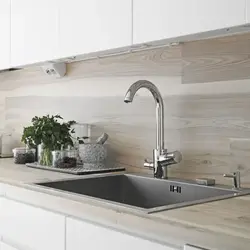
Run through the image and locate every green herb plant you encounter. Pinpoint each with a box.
[22,115,76,166]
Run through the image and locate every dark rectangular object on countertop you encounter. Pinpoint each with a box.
[26,162,125,175]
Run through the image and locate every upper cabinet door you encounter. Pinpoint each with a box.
[0,0,10,70]
[11,0,59,67]
[133,0,246,44]
[59,0,132,59]
[181,0,246,35]
[133,0,182,44]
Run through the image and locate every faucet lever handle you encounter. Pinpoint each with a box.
[161,149,168,155]
[223,171,241,189]
[159,150,182,165]
[144,159,154,170]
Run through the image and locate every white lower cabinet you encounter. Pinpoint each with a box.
[0,242,20,250]
[0,197,177,250]
[0,185,3,196]
[66,217,174,250]
[0,198,3,238]
[0,199,65,250]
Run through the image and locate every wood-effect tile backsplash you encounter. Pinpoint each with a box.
[2,32,250,186]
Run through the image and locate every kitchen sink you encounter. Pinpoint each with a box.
[36,174,250,213]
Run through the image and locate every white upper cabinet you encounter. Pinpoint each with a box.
[133,0,183,44]
[58,0,132,58]
[181,0,246,35]
[133,0,246,44]
[10,0,59,67]
[0,0,10,70]
[6,0,249,65]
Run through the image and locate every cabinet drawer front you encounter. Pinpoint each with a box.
[0,198,3,237]
[1,242,20,250]
[0,183,4,196]
[1,199,65,250]
[66,217,174,250]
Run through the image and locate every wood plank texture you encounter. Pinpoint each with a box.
[4,93,250,187]
[0,45,182,91]
[153,195,250,250]
[1,32,250,91]
[2,33,250,186]
[182,33,250,83]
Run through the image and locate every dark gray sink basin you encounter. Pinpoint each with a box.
[37,174,249,213]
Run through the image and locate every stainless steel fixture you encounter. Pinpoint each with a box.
[223,171,241,189]
[124,80,182,178]
[36,174,250,213]
[195,178,215,186]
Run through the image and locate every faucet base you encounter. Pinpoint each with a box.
[162,167,168,179]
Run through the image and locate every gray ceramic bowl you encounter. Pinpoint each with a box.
[78,143,107,163]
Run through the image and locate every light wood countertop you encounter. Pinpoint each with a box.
[0,158,249,250]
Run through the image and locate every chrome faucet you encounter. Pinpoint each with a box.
[124,80,182,178]
[223,171,241,189]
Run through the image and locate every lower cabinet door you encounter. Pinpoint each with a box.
[0,183,4,196]
[66,218,175,250]
[1,242,20,250]
[1,199,65,250]
[0,198,3,237]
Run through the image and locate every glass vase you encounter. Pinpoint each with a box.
[39,146,53,166]
[52,150,66,168]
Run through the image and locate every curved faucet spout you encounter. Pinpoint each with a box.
[124,80,164,152]
[124,80,182,179]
